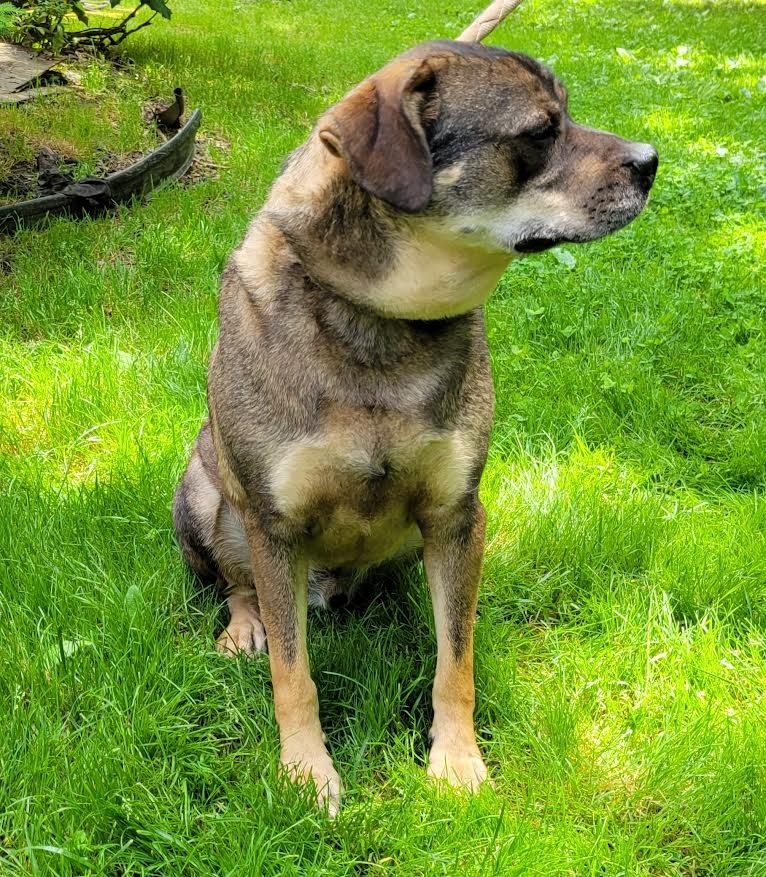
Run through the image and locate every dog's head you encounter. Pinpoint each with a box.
[317,40,657,256]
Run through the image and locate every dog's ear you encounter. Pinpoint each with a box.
[318,59,436,213]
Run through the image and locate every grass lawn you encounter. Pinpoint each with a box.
[1,0,765,873]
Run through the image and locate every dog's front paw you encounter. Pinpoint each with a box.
[281,742,342,816]
[428,742,487,791]
[216,617,267,656]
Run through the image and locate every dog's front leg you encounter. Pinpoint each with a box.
[245,514,341,815]
[422,496,488,790]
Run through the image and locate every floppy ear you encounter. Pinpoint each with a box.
[318,59,436,213]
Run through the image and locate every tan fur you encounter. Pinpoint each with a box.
[433,160,466,190]
[424,500,486,788]
[351,224,512,319]
[270,414,473,566]
[217,586,267,655]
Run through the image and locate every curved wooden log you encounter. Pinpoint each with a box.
[0,108,201,234]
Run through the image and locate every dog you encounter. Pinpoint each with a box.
[172,39,657,814]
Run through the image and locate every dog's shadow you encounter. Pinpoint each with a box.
[310,560,438,768]
[199,555,436,754]
[198,557,509,781]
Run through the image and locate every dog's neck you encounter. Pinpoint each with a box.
[232,216,477,373]
[303,277,466,370]
[258,137,512,321]
[356,224,512,320]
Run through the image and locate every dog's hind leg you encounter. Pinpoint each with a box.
[210,496,268,655]
[173,423,267,656]
[172,448,221,586]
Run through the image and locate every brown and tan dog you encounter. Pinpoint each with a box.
[173,39,657,813]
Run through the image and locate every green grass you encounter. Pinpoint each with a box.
[1,0,765,873]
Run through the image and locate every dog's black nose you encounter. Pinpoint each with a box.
[622,144,659,191]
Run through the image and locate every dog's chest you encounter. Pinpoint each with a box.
[268,412,473,566]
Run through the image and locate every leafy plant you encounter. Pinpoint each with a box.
[0,1,22,37]
[9,0,171,54]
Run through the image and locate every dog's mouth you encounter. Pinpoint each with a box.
[510,181,655,256]
[514,236,571,254]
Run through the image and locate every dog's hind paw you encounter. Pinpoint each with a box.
[216,617,267,656]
